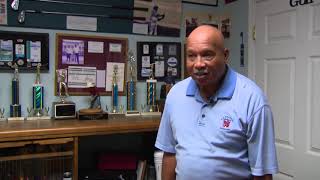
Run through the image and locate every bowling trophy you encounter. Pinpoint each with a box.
[125,51,140,116]
[8,64,24,121]
[52,69,76,119]
[78,82,108,120]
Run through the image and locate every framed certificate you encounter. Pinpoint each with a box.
[182,0,218,6]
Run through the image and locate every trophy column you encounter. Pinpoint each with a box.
[26,63,50,120]
[141,63,161,116]
[8,64,24,121]
[126,51,139,116]
[111,65,119,113]
[32,64,44,117]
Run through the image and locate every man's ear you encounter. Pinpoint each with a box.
[223,48,230,63]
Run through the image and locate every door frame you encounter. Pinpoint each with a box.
[248,0,256,79]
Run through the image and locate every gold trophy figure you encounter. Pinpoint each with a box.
[52,69,76,120]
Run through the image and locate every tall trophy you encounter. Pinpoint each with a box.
[125,51,139,116]
[52,69,76,120]
[8,64,24,121]
[32,64,44,117]
[111,65,119,113]
[27,63,50,120]
[141,63,161,116]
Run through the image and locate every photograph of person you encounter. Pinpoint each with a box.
[62,39,84,65]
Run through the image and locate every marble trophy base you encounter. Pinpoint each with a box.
[140,111,161,117]
[8,117,25,121]
[108,112,125,119]
[26,116,51,120]
[78,108,108,120]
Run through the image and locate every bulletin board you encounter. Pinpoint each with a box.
[55,33,127,96]
[136,42,181,82]
[0,30,49,72]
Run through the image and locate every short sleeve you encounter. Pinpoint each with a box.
[155,102,176,153]
[246,105,279,176]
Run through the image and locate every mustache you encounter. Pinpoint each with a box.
[193,69,208,76]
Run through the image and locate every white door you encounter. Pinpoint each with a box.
[254,0,320,179]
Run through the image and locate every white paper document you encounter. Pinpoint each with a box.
[155,61,165,77]
[27,41,41,62]
[67,16,97,31]
[88,41,104,53]
[68,66,96,88]
[109,43,122,52]
[132,23,148,35]
[96,70,106,88]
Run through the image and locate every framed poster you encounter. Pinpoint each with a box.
[182,0,218,6]
[133,0,181,37]
[137,42,181,81]
[0,31,49,71]
[184,11,220,37]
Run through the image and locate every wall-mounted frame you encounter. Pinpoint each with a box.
[182,0,218,6]
[137,42,181,82]
[55,33,127,96]
[0,31,49,72]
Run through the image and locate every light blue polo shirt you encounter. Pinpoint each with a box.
[155,67,278,180]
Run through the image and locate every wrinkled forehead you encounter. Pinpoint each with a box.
[187,36,224,50]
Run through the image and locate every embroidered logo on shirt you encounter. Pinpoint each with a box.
[221,115,233,130]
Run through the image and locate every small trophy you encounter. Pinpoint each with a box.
[125,51,140,116]
[141,63,161,116]
[0,108,6,121]
[52,69,76,120]
[8,64,24,121]
[78,82,108,120]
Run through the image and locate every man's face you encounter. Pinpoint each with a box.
[186,36,228,88]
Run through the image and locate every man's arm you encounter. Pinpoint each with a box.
[162,152,176,180]
[253,174,273,180]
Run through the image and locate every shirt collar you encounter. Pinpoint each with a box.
[186,66,237,100]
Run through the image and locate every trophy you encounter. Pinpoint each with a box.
[0,108,6,121]
[52,69,76,120]
[27,63,50,120]
[111,65,119,113]
[125,51,140,116]
[8,64,24,121]
[78,82,108,120]
[141,63,161,116]
[32,64,44,117]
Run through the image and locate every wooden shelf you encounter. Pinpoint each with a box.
[0,116,160,142]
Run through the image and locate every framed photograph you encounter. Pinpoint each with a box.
[184,11,220,37]
[225,0,237,4]
[182,0,218,6]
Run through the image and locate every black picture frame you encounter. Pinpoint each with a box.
[182,0,218,6]
[0,31,49,72]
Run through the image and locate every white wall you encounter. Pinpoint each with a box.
[0,0,248,117]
